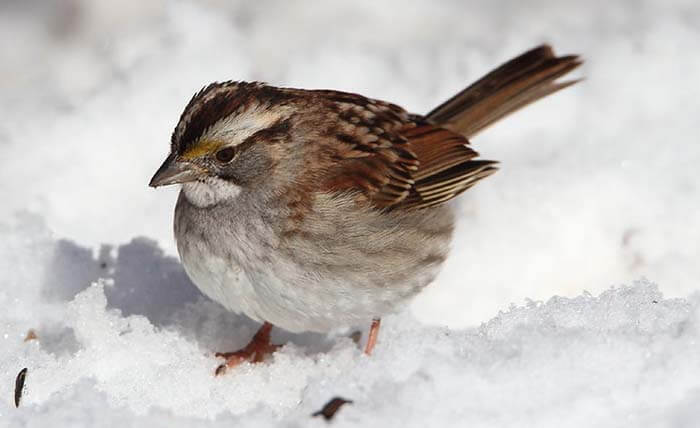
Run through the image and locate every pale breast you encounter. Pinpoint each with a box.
[174,190,267,321]
[174,189,454,332]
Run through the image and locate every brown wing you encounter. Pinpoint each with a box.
[320,44,580,210]
[321,94,497,210]
[399,125,497,209]
[320,100,421,208]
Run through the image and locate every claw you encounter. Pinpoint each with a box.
[215,322,280,375]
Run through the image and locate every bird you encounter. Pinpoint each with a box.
[149,44,581,374]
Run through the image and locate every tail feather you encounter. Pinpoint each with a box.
[426,45,582,137]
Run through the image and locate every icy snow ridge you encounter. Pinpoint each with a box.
[1,218,699,427]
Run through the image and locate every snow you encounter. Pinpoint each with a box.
[1,0,700,426]
[2,218,700,426]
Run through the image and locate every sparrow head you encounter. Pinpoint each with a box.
[149,81,304,206]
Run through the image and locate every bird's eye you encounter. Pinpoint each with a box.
[215,147,235,163]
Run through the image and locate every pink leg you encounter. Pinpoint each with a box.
[215,322,280,375]
[364,318,381,355]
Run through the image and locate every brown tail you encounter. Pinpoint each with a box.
[426,44,582,138]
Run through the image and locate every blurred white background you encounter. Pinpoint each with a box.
[1,0,698,326]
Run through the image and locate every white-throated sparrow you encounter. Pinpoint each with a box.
[150,45,581,374]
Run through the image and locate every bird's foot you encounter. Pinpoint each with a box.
[215,322,280,375]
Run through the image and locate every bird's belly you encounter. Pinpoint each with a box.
[177,233,442,332]
[174,191,453,333]
[178,243,434,332]
[240,259,441,332]
[176,239,259,319]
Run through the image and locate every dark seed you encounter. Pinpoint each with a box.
[312,397,353,421]
[14,368,27,408]
[24,330,37,342]
[214,364,227,376]
[348,331,362,345]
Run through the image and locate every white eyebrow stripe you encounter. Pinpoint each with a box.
[200,103,292,146]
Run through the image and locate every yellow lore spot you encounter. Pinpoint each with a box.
[180,139,224,160]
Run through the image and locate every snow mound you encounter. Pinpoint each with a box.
[1,218,698,427]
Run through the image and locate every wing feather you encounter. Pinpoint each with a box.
[318,44,579,210]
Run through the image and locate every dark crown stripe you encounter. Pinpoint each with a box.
[172,81,255,152]
[171,81,296,154]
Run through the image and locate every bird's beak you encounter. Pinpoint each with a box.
[149,155,204,188]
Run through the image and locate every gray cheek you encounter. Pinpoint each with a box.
[220,148,273,185]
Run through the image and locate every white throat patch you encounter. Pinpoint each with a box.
[182,178,241,208]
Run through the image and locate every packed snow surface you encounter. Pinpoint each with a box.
[1,0,699,426]
[1,219,700,427]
